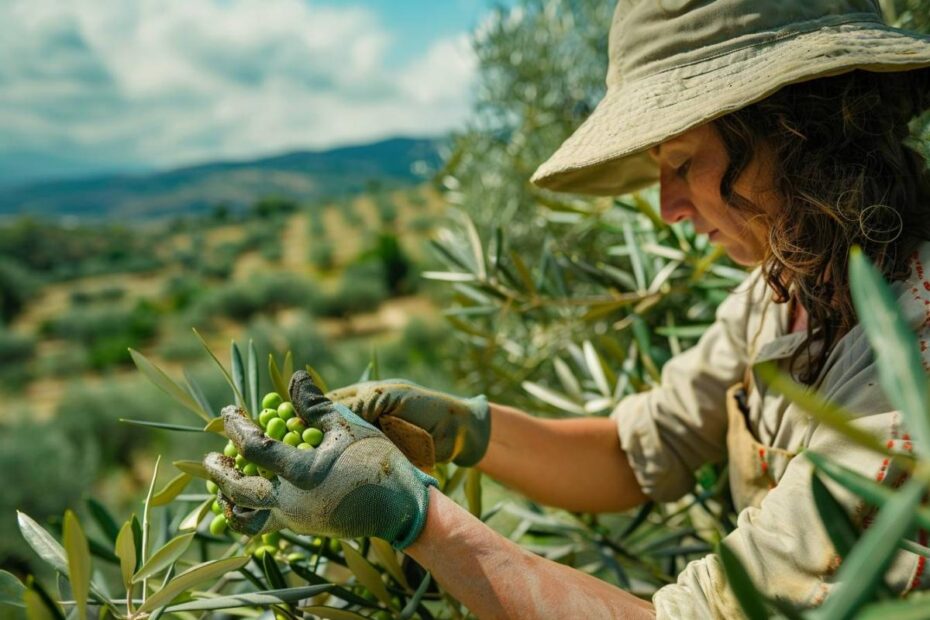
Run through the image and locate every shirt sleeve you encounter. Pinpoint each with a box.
[652,397,926,618]
[610,269,764,501]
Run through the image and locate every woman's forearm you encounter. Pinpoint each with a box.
[406,487,655,619]
[477,403,648,513]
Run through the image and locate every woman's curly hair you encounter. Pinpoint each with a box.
[714,69,930,384]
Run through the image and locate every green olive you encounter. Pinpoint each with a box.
[283,431,301,447]
[277,402,296,420]
[209,515,228,536]
[328,538,340,554]
[285,416,306,434]
[206,480,219,495]
[258,408,278,428]
[266,417,287,440]
[259,467,276,480]
[242,463,258,476]
[211,500,222,515]
[286,552,307,563]
[297,442,313,450]
[224,441,238,458]
[262,392,283,410]
[302,427,324,447]
[252,545,277,560]
[235,454,248,468]
[262,531,281,546]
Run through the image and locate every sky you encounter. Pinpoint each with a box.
[0,0,506,183]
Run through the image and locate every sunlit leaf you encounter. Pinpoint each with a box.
[119,419,207,433]
[23,589,58,620]
[521,381,585,415]
[805,452,930,531]
[857,595,930,620]
[115,521,136,591]
[164,585,331,612]
[810,473,859,560]
[269,354,289,403]
[62,511,90,620]
[757,362,892,456]
[17,512,67,573]
[369,538,409,590]
[128,349,209,422]
[231,341,246,411]
[149,473,192,507]
[178,499,212,532]
[172,460,209,480]
[247,340,259,421]
[185,370,214,418]
[305,365,329,394]
[203,417,225,434]
[340,542,392,607]
[718,542,769,620]
[811,477,925,620]
[421,271,477,282]
[283,350,294,380]
[138,556,251,613]
[0,570,25,609]
[133,534,194,583]
[299,607,368,620]
[466,469,483,519]
[192,328,245,406]
[849,246,930,459]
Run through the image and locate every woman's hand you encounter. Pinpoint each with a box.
[204,371,437,549]
[327,380,490,469]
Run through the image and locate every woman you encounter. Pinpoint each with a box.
[206,0,930,616]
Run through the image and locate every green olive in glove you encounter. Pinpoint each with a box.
[326,380,490,469]
[204,371,437,549]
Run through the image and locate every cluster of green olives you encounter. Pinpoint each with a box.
[208,391,324,537]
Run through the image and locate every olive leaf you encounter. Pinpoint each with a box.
[138,556,251,613]
[340,542,392,607]
[114,521,136,591]
[132,534,194,583]
[849,246,930,459]
[0,570,25,609]
[163,585,331,612]
[149,473,192,507]
[62,511,90,620]
[128,349,209,422]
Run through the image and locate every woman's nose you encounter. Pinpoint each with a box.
[659,177,694,225]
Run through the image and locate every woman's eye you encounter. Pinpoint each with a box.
[675,159,692,179]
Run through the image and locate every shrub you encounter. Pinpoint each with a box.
[0,258,39,323]
[0,328,35,387]
[318,262,389,317]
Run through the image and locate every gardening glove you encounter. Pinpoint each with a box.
[327,380,490,469]
[203,370,437,550]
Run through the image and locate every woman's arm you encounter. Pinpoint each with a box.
[478,403,649,513]
[406,487,656,620]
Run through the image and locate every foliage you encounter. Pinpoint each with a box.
[0,217,162,282]
[0,259,39,324]
[41,302,160,369]
[185,273,321,325]
[0,328,35,387]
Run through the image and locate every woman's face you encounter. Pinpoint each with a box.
[650,122,780,266]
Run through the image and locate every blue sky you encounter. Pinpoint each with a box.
[0,0,509,184]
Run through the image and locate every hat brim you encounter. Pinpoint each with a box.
[531,21,930,196]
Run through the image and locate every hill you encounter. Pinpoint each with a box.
[0,136,444,221]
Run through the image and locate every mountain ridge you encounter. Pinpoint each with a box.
[0,136,445,221]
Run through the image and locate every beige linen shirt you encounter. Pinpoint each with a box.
[612,240,930,618]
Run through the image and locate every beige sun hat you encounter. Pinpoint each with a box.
[530,0,930,196]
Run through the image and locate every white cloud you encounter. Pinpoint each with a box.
[0,0,479,170]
